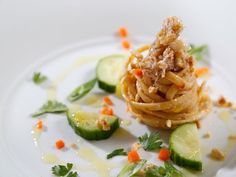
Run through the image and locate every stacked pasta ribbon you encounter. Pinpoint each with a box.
[121,17,211,129]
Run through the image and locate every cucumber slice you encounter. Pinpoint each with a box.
[67,110,119,140]
[96,54,127,93]
[169,123,202,171]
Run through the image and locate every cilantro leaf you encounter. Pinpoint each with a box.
[138,132,163,151]
[188,44,209,61]
[164,161,184,177]
[106,148,127,159]
[67,171,78,177]
[32,100,68,117]
[117,159,147,177]
[52,163,73,176]
[68,79,97,102]
[145,162,184,177]
[32,72,47,84]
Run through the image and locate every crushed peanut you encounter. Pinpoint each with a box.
[131,142,142,151]
[210,148,225,160]
[214,96,233,108]
[166,119,172,128]
[202,132,211,139]
[195,120,202,129]
[70,143,78,150]
[228,134,236,140]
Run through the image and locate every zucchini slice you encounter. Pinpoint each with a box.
[96,54,127,93]
[169,123,202,171]
[67,110,119,140]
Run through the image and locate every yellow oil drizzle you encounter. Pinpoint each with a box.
[81,94,104,107]
[46,85,57,100]
[120,119,132,126]
[218,111,230,122]
[75,146,115,177]
[46,55,103,100]
[68,103,82,113]
[41,152,59,164]
[31,126,42,147]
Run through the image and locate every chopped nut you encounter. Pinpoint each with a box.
[148,86,157,94]
[228,134,236,140]
[210,148,225,160]
[166,120,172,128]
[131,142,142,151]
[203,132,211,139]
[195,120,202,129]
[70,143,78,150]
[215,96,233,108]
[96,119,110,131]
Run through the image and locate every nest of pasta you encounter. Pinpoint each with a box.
[121,17,211,129]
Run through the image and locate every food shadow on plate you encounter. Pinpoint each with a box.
[88,128,137,152]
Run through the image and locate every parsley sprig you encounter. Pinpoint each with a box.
[32,72,47,84]
[52,163,78,177]
[138,132,163,151]
[106,148,127,159]
[188,44,209,62]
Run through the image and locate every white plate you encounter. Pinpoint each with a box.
[1,0,236,177]
[0,36,236,177]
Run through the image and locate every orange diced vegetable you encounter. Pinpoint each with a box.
[100,107,114,116]
[36,120,43,129]
[103,96,113,105]
[134,68,143,77]
[55,140,65,149]
[122,40,131,49]
[158,148,170,161]
[195,67,209,78]
[128,150,140,162]
[118,27,128,38]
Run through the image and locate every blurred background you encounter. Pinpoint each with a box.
[0,0,235,95]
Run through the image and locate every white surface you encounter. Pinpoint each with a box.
[0,38,236,177]
[0,0,236,176]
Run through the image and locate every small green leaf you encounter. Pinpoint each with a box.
[107,148,127,159]
[164,161,184,177]
[68,79,97,102]
[66,163,73,172]
[117,159,147,177]
[52,164,70,176]
[32,72,47,84]
[32,100,68,117]
[188,44,209,61]
[67,171,78,177]
[145,166,165,177]
[138,132,163,151]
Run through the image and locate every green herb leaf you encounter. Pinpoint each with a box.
[52,163,73,176]
[188,44,209,61]
[164,161,184,177]
[67,171,78,177]
[32,100,68,117]
[107,148,127,159]
[117,159,147,177]
[145,166,165,177]
[145,162,184,177]
[32,72,47,84]
[138,132,163,151]
[68,79,97,102]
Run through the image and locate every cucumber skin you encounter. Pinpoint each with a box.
[97,80,116,93]
[169,131,202,171]
[67,111,120,140]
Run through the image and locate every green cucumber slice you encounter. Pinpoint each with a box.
[169,123,202,171]
[96,54,127,93]
[67,110,119,140]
